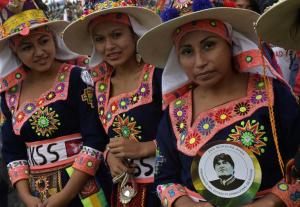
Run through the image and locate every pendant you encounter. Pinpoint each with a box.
[120,185,137,204]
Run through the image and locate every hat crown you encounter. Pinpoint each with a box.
[82,0,157,16]
[0,0,49,39]
[0,0,39,23]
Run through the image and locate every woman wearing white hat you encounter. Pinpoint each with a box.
[63,1,163,206]
[138,1,300,207]
[256,0,300,98]
[0,1,110,206]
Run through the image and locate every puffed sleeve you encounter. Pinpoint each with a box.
[1,93,29,185]
[68,67,109,176]
[270,79,300,207]
[154,109,189,207]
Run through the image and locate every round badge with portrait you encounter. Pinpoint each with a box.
[191,141,261,207]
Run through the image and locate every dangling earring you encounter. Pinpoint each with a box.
[136,52,142,65]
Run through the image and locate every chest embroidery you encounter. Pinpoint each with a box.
[170,75,273,156]
[5,64,72,135]
[81,87,95,109]
[29,106,61,137]
[112,114,142,142]
[95,64,154,132]
[226,120,268,155]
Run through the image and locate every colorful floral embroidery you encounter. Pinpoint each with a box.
[112,114,142,142]
[184,132,202,150]
[5,64,72,135]
[95,64,154,132]
[215,108,233,124]
[227,120,267,155]
[29,107,61,137]
[234,101,250,116]
[170,75,273,156]
[197,117,215,136]
[81,87,95,109]
[271,179,300,207]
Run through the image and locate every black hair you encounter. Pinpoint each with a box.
[213,153,235,169]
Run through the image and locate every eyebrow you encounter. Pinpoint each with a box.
[19,34,50,45]
[179,35,217,49]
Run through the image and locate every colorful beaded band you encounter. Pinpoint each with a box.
[1,9,48,38]
[172,19,230,49]
[157,183,188,207]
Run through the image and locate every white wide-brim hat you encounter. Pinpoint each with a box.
[0,20,69,49]
[256,0,300,50]
[63,6,162,56]
[137,7,259,68]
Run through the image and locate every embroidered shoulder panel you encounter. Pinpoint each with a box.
[0,67,26,93]
[5,64,73,135]
[95,64,155,132]
[169,75,274,156]
[88,63,107,83]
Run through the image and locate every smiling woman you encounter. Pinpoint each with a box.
[0,1,111,207]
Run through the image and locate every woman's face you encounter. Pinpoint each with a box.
[91,21,136,68]
[178,30,233,88]
[235,0,251,10]
[13,32,57,73]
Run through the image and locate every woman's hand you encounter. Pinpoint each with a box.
[242,194,285,207]
[42,191,70,207]
[23,195,43,207]
[106,151,135,177]
[108,137,155,159]
[174,196,214,207]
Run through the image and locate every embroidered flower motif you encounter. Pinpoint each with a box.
[143,72,150,81]
[8,94,16,106]
[119,98,130,110]
[173,99,186,109]
[97,94,106,105]
[184,132,201,150]
[55,83,65,93]
[112,114,141,142]
[197,117,215,136]
[250,90,267,104]
[98,83,107,92]
[106,111,112,122]
[16,112,25,122]
[234,102,250,116]
[111,101,118,113]
[138,83,150,97]
[46,91,56,100]
[176,120,187,133]
[98,107,105,118]
[37,98,45,107]
[24,103,36,114]
[215,108,232,124]
[255,80,265,90]
[9,86,18,93]
[227,120,268,155]
[130,93,140,104]
[173,106,187,121]
[29,107,61,137]
[58,73,66,82]
[35,176,49,193]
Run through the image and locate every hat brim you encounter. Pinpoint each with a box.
[137,8,259,68]
[256,0,300,50]
[0,20,69,49]
[63,6,162,55]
